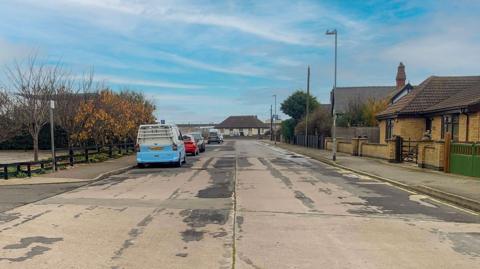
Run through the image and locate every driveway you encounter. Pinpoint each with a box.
[0,140,478,268]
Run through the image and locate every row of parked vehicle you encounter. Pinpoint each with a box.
[135,123,223,168]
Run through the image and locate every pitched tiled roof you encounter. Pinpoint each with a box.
[332,86,396,114]
[215,115,268,129]
[377,76,480,118]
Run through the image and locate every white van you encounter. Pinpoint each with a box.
[136,123,186,167]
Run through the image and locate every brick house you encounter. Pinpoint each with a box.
[377,76,480,143]
[215,115,269,136]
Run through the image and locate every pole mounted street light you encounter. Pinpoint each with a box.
[273,94,277,144]
[326,29,337,161]
[49,100,56,171]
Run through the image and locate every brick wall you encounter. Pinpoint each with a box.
[395,118,425,140]
[360,143,388,159]
[379,118,425,142]
[431,116,442,141]
[418,141,445,170]
[337,141,353,154]
[467,112,480,142]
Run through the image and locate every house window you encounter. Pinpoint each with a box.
[441,114,459,141]
[425,118,432,132]
[385,119,394,140]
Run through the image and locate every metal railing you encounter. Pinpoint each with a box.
[292,135,325,149]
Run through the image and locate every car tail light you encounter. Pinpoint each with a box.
[172,144,178,151]
[135,144,140,152]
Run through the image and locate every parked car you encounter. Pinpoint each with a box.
[208,130,223,144]
[189,132,206,152]
[136,123,186,167]
[183,134,199,156]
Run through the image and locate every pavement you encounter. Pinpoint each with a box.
[0,150,70,164]
[267,141,480,212]
[0,155,136,213]
[0,140,478,268]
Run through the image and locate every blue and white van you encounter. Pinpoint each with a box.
[136,124,186,167]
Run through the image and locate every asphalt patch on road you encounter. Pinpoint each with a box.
[212,157,235,169]
[111,208,164,260]
[331,172,480,223]
[294,190,315,210]
[237,157,253,168]
[180,209,230,228]
[0,183,87,213]
[0,212,20,224]
[258,157,292,188]
[181,229,205,242]
[89,176,130,190]
[197,159,235,198]
[447,232,480,257]
[0,236,63,263]
[3,236,63,249]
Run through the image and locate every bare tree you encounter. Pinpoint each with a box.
[0,88,19,142]
[54,69,95,148]
[5,55,62,161]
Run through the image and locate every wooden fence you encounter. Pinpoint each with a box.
[1,143,134,180]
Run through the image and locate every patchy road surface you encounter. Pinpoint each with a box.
[0,140,478,268]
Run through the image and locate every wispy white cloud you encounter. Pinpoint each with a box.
[150,50,269,77]
[28,0,330,46]
[94,75,205,90]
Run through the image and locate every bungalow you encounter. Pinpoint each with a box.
[215,115,269,137]
[376,76,480,143]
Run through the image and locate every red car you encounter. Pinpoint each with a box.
[183,134,199,156]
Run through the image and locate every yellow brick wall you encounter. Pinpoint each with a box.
[418,141,445,170]
[431,116,442,141]
[337,142,353,154]
[468,112,480,142]
[360,143,388,159]
[394,118,425,140]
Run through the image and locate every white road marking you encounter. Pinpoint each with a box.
[409,194,437,208]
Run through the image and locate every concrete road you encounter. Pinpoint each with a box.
[0,140,478,268]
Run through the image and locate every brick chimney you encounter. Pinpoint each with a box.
[396,62,406,89]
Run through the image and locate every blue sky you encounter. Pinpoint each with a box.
[1,0,479,123]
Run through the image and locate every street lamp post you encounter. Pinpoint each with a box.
[326,29,337,161]
[306,66,310,146]
[273,94,277,144]
[49,100,56,171]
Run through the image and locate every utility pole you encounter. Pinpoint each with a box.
[305,66,310,146]
[270,105,273,141]
[326,29,338,161]
[49,100,56,171]
[273,94,277,144]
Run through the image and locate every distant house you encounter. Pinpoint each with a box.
[177,123,216,134]
[377,75,480,143]
[331,62,408,115]
[215,115,269,136]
